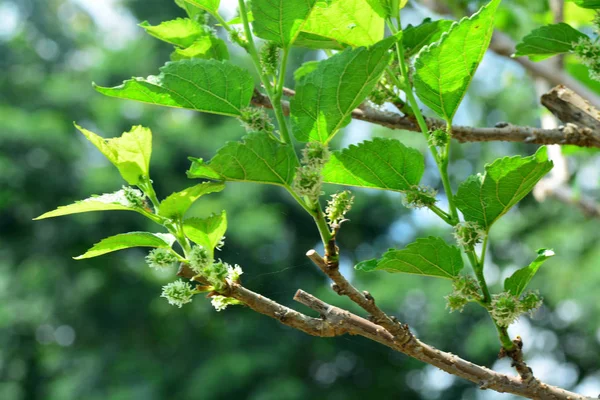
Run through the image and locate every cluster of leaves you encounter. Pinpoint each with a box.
[514,0,600,81]
[35,125,242,311]
[37,0,565,353]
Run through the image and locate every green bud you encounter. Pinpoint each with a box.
[204,260,229,290]
[260,41,280,77]
[302,142,330,168]
[145,248,178,270]
[490,292,521,327]
[402,185,437,209]
[325,190,354,226]
[122,186,147,208]
[211,295,242,312]
[428,129,449,148]
[573,37,600,82]
[453,275,482,300]
[238,107,275,134]
[293,165,323,204]
[161,280,195,308]
[520,291,543,315]
[453,221,485,248]
[445,293,469,313]
[189,245,211,274]
[228,28,248,49]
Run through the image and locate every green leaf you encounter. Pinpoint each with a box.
[187,132,299,187]
[514,23,587,61]
[505,249,555,296]
[182,0,220,14]
[34,190,142,220]
[158,182,225,219]
[76,124,152,185]
[251,0,316,47]
[94,59,254,117]
[299,0,385,47]
[74,232,175,259]
[172,36,230,61]
[455,147,553,231]
[294,60,320,81]
[567,0,600,9]
[322,138,424,191]
[414,0,500,122]
[140,18,211,47]
[368,0,407,18]
[293,32,345,50]
[291,34,398,143]
[140,18,229,61]
[402,18,453,57]
[355,237,464,279]
[183,211,227,255]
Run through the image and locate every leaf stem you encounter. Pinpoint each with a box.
[388,17,458,225]
[272,46,295,146]
[237,0,295,147]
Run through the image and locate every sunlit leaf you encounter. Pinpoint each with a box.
[74,232,175,259]
[251,0,316,47]
[356,237,464,279]
[291,34,398,143]
[322,138,424,191]
[187,132,298,187]
[76,124,152,185]
[94,59,254,117]
[158,182,225,219]
[183,211,227,255]
[414,0,500,122]
[455,147,553,231]
[505,249,555,296]
[514,23,587,61]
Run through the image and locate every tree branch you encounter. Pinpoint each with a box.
[176,263,591,398]
[252,89,600,148]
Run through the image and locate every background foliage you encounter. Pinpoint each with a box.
[1,0,600,399]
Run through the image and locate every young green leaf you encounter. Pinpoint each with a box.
[293,32,345,50]
[504,249,555,296]
[158,182,225,219]
[514,23,587,61]
[94,59,254,117]
[455,147,553,231]
[187,132,298,187]
[414,0,500,122]
[74,232,176,259]
[402,18,453,57]
[294,60,320,81]
[251,0,316,47]
[172,36,230,61]
[567,0,600,9]
[322,138,424,191]
[291,34,399,143]
[181,0,220,14]
[369,0,407,18]
[140,18,229,61]
[140,18,211,48]
[298,0,385,48]
[34,190,145,220]
[355,237,464,279]
[183,211,227,254]
[76,125,152,185]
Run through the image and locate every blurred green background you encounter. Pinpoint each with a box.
[1,0,600,399]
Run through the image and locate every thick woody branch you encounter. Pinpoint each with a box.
[306,250,410,340]
[293,290,590,400]
[177,264,590,399]
[252,89,600,148]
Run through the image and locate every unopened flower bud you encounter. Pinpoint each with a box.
[325,190,354,226]
[146,248,178,270]
[453,221,485,248]
[402,185,437,209]
[161,280,195,308]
